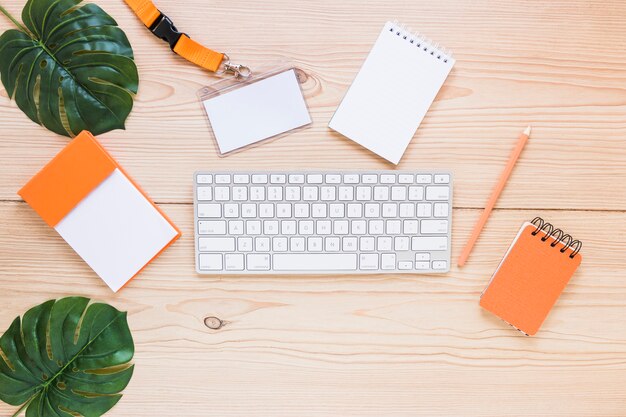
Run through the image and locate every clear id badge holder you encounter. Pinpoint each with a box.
[198,65,313,156]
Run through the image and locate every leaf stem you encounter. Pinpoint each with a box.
[11,395,36,417]
[0,3,30,33]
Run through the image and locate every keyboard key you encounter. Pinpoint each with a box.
[334,220,349,235]
[303,186,318,201]
[362,174,377,184]
[264,220,279,235]
[223,204,238,218]
[276,203,292,218]
[316,220,332,234]
[233,174,250,184]
[415,253,431,261]
[374,186,389,201]
[351,220,367,235]
[270,174,286,184]
[360,237,375,251]
[391,186,407,200]
[326,174,341,183]
[329,203,345,218]
[382,203,397,217]
[369,220,384,235]
[380,174,395,184]
[274,254,357,271]
[398,174,413,184]
[347,204,362,218]
[199,237,235,252]
[381,253,396,269]
[412,237,448,251]
[356,186,372,201]
[255,237,270,251]
[214,187,230,201]
[273,237,288,252]
[417,203,432,217]
[434,203,449,218]
[399,203,415,218]
[394,236,410,251]
[398,261,412,270]
[365,203,380,218]
[252,174,268,183]
[403,220,419,234]
[321,186,336,201]
[198,204,221,218]
[426,186,450,201]
[247,254,271,270]
[415,261,430,270]
[199,254,222,270]
[339,186,354,201]
[290,237,306,251]
[325,237,341,251]
[232,186,247,201]
[237,237,252,252]
[377,236,393,251]
[294,203,309,218]
[408,186,424,201]
[215,174,230,183]
[198,220,226,235]
[228,220,244,235]
[432,260,448,270]
[268,187,283,201]
[197,174,212,184]
[250,187,265,201]
[197,187,212,201]
[286,186,301,201]
[299,220,314,235]
[308,237,323,252]
[386,220,401,234]
[289,174,305,184]
[421,220,448,234]
[416,174,432,184]
[343,237,358,251]
[344,174,359,184]
[307,174,323,184]
[246,220,261,235]
[225,254,244,270]
[434,174,450,184]
[281,220,296,235]
[359,253,379,270]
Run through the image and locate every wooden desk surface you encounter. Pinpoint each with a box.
[1,1,625,416]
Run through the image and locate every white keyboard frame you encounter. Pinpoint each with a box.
[194,171,452,275]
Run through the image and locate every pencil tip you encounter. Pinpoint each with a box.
[523,126,532,136]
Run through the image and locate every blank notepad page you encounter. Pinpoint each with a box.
[329,22,455,164]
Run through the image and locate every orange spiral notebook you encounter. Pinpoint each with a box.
[480,217,582,335]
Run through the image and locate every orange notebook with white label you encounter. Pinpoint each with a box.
[480,217,582,335]
[19,131,181,292]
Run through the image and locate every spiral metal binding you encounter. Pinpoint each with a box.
[530,217,582,259]
[390,21,453,64]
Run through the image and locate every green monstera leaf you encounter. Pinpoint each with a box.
[0,297,134,417]
[0,0,138,137]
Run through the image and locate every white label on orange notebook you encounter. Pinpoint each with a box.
[55,169,179,292]
[202,69,312,154]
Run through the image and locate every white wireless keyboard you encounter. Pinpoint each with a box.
[194,171,452,274]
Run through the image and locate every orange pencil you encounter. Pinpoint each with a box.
[457,126,531,267]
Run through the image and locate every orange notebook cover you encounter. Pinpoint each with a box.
[480,218,582,335]
[19,131,181,292]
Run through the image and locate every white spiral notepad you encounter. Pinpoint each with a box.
[329,21,455,164]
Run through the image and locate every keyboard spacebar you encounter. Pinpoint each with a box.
[273,254,357,271]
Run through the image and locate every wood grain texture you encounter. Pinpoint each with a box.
[0,0,625,416]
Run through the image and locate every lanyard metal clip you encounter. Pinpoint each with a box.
[219,54,251,79]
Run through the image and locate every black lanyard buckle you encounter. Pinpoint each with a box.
[149,13,185,50]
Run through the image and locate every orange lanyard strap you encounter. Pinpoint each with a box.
[124,0,250,77]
